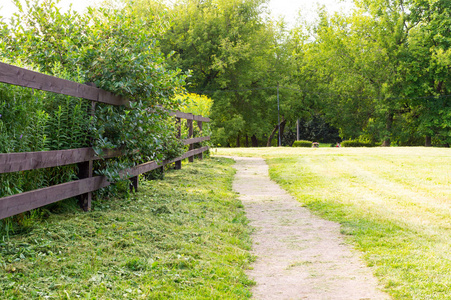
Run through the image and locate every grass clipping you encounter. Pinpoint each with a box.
[0,158,253,299]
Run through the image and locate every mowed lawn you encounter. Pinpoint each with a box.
[216,147,451,299]
[0,158,253,299]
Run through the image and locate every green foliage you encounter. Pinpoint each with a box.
[177,93,213,148]
[4,0,187,161]
[0,0,190,228]
[155,0,286,147]
[126,0,451,148]
[289,0,451,146]
[292,140,313,147]
[0,62,92,200]
[341,139,374,147]
[0,63,92,233]
[81,7,186,108]
[178,93,213,117]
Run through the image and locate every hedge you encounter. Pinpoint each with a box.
[293,140,313,147]
[341,140,374,147]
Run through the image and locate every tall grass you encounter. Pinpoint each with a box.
[0,67,92,233]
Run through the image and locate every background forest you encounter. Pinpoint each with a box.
[151,0,451,148]
[2,0,451,152]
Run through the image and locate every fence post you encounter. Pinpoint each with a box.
[77,101,94,208]
[130,175,138,192]
[198,120,203,160]
[187,118,194,163]
[77,160,93,211]
[158,166,165,178]
[78,82,97,211]
[175,117,182,170]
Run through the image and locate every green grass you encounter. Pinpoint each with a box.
[0,157,254,299]
[215,147,451,299]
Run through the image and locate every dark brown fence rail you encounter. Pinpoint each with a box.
[0,62,210,220]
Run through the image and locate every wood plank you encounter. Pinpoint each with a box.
[182,136,211,145]
[0,148,93,173]
[0,146,209,220]
[121,146,209,178]
[193,115,210,122]
[182,146,209,160]
[97,89,129,106]
[0,176,109,220]
[0,147,124,174]
[166,147,209,164]
[0,141,209,174]
[0,62,128,106]
[120,161,162,178]
[172,111,194,120]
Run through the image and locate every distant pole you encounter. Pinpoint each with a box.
[296,119,300,141]
[277,84,281,147]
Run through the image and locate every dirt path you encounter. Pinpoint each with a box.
[229,156,390,300]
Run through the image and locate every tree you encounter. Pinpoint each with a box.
[401,0,451,146]
[294,0,417,146]
[155,0,295,147]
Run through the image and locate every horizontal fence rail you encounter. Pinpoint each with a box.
[0,148,122,174]
[0,62,129,106]
[0,62,210,220]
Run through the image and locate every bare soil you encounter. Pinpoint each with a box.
[228,156,390,300]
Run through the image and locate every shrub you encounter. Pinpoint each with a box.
[0,0,188,232]
[341,140,374,147]
[292,140,313,147]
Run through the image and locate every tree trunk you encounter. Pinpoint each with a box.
[279,119,287,146]
[236,133,241,148]
[381,112,393,147]
[381,140,391,147]
[436,80,444,93]
[245,135,249,147]
[267,125,279,147]
[267,118,286,147]
[425,136,432,147]
[251,135,258,147]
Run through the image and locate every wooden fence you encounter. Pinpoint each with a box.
[0,62,210,220]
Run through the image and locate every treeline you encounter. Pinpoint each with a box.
[309,0,451,147]
[139,0,450,147]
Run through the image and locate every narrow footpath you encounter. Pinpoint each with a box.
[230,156,390,300]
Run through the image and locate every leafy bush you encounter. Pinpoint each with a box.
[0,0,189,231]
[341,140,374,147]
[292,140,313,147]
